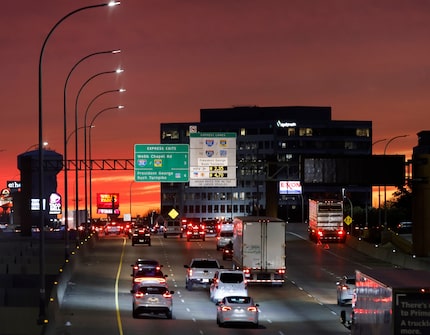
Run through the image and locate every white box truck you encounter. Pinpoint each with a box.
[232,216,286,286]
[340,268,430,335]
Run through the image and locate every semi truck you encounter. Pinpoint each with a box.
[232,216,286,286]
[308,199,346,243]
[340,268,430,335]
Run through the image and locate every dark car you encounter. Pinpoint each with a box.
[131,226,151,246]
[186,223,206,242]
[131,259,162,278]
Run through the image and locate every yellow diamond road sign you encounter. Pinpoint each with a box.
[168,208,179,219]
[344,215,353,225]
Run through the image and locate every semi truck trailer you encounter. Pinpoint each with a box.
[232,216,286,286]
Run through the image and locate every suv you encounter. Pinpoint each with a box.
[130,282,174,319]
[210,269,248,303]
[216,228,234,250]
[163,219,183,238]
[184,258,222,290]
[131,226,151,246]
[185,223,206,241]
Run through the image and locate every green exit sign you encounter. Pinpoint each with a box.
[134,144,189,182]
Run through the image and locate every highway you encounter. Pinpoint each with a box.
[46,222,398,335]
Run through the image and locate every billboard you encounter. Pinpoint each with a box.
[97,193,120,214]
[279,181,302,195]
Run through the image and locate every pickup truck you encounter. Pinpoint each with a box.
[184,258,222,291]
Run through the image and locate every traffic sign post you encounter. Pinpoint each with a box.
[134,144,189,182]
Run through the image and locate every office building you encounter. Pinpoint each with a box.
[160,106,372,222]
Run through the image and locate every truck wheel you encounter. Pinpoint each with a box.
[186,280,193,291]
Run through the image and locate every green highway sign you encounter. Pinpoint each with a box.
[134,144,189,182]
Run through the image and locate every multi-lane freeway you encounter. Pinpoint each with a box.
[47,222,397,335]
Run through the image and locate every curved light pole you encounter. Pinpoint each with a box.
[74,69,123,236]
[129,180,134,217]
[83,88,125,228]
[88,106,125,223]
[37,1,120,325]
[373,139,388,227]
[383,134,409,228]
[63,49,120,261]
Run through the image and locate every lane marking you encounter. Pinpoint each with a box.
[115,237,127,335]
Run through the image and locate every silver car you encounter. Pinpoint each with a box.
[131,283,174,319]
[216,296,259,328]
[336,275,356,305]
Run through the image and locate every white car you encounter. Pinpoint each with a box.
[216,296,259,328]
[336,275,356,305]
[210,269,248,303]
[216,230,234,250]
[131,282,174,319]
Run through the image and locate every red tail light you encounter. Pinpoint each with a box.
[277,268,286,274]
[247,306,258,312]
[135,292,144,298]
[163,291,172,298]
[221,306,231,311]
[243,268,250,275]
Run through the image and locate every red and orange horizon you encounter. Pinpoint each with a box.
[1,1,426,217]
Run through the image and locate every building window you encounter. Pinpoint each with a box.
[299,128,313,136]
[240,128,246,136]
[195,205,200,213]
[162,130,179,140]
[288,128,295,136]
[202,205,206,213]
[208,205,213,213]
[345,141,356,150]
[356,128,370,137]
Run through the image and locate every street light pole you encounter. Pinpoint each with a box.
[37,0,120,326]
[63,49,120,261]
[373,139,387,228]
[83,89,125,230]
[88,106,125,224]
[74,69,123,236]
[383,135,409,228]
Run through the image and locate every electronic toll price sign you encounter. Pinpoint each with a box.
[134,144,189,182]
[189,132,236,187]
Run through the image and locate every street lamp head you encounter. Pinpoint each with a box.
[119,88,126,92]
[116,68,124,74]
[111,49,121,54]
[108,1,121,6]
[118,105,125,109]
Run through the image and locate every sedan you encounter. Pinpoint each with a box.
[216,296,259,328]
[336,275,356,305]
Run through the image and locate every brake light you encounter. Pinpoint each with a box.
[221,306,231,311]
[341,285,349,291]
[188,269,193,276]
[277,268,286,274]
[317,231,324,237]
[135,291,144,298]
[243,268,250,275]
[247,306,258,312]
[338,230,345,236]
[134,277,166,284]
[163,291,172,298]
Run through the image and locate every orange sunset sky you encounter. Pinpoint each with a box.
[1,0,428,218]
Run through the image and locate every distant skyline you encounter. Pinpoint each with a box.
[1,0,428,217]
